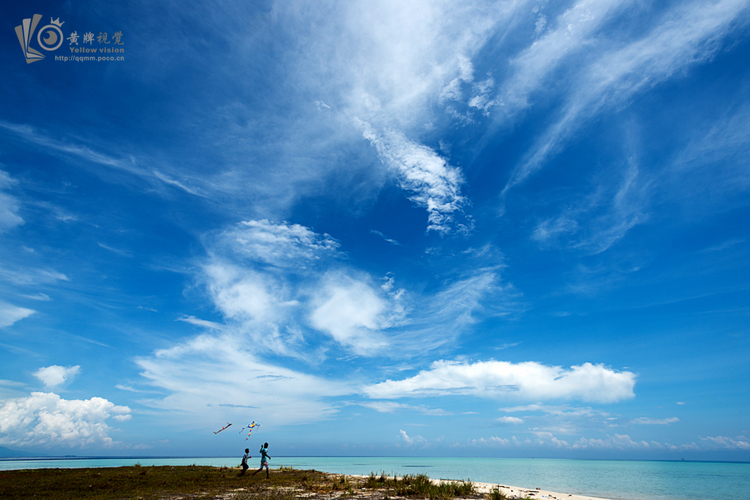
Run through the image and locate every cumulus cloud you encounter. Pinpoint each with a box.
[33,365,81,389]
[572,433,653,450]
[363,360,636,403]
[467,436,511,447]
[0,392,131,448]
[201,220,402,357]
[0,301,35,328]
[497,416,524,424]
[699,435,750,450]
[361,124,468,234]
[399,429,427,446]
[309,272,396,355]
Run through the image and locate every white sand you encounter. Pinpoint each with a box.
[346,474,613,500]
[437,479,613,500]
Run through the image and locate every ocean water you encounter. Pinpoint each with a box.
[1,456,748,500]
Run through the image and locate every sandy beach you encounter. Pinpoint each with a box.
[447,479,611,500]
[346,474,613,500]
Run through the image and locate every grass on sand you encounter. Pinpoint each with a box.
[0,465,494,500]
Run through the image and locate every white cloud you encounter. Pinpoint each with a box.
[531,431,570,448]
[309,272,395,355]
[214,219,340,268]
[499,403,606,418]
[632,417,680,425]
[370,230,402,246]
[177,316,224,330]
[497,416,524,424]
[467,436,511,447]
[399,429,427,447]
[0,266,69,285]
[361,124,468,234]
[201,220,405,357]
[363,360,636,403]
[0,120,148,180]
[33,365,81,389]
[359,401,449,415]
[135,333,352,426]
[700,435,750,450]
[21,293,50,302]
[0,392,131,448]
[468,76,496,115]
[572,433,652,450]
[0,302,35,328]
[497,0,636,121]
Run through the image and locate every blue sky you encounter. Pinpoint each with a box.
[1,0,749,460]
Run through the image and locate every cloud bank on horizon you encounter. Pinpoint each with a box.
[0,0,749,459]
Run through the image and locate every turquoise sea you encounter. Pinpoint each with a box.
[1,456,748,500]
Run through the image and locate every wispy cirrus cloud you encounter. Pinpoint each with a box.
[361,123,469,235]
[632,417,680,425]
[496,0,637,122]
[0,301,35,328]
[0,120,143,176]
[359,400,450,415]
[0,169,24,233]
[532,159,650,254]
[0,266,68,286]
[370,230,403,247]
[503,0,750,192]
[135,333,352,426]
[0,120,210,200]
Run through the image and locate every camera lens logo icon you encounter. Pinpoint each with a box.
[37,18,64,51]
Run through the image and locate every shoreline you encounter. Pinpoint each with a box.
[443,479,610,500]
[346,474,612,500]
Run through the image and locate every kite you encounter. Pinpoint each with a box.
[213,423,233,434]
[238,421,260,440]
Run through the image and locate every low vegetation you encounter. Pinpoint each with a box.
[364,472,476,499]
[0,465,488,500]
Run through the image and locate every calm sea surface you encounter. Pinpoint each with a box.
[1,456,747,500]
